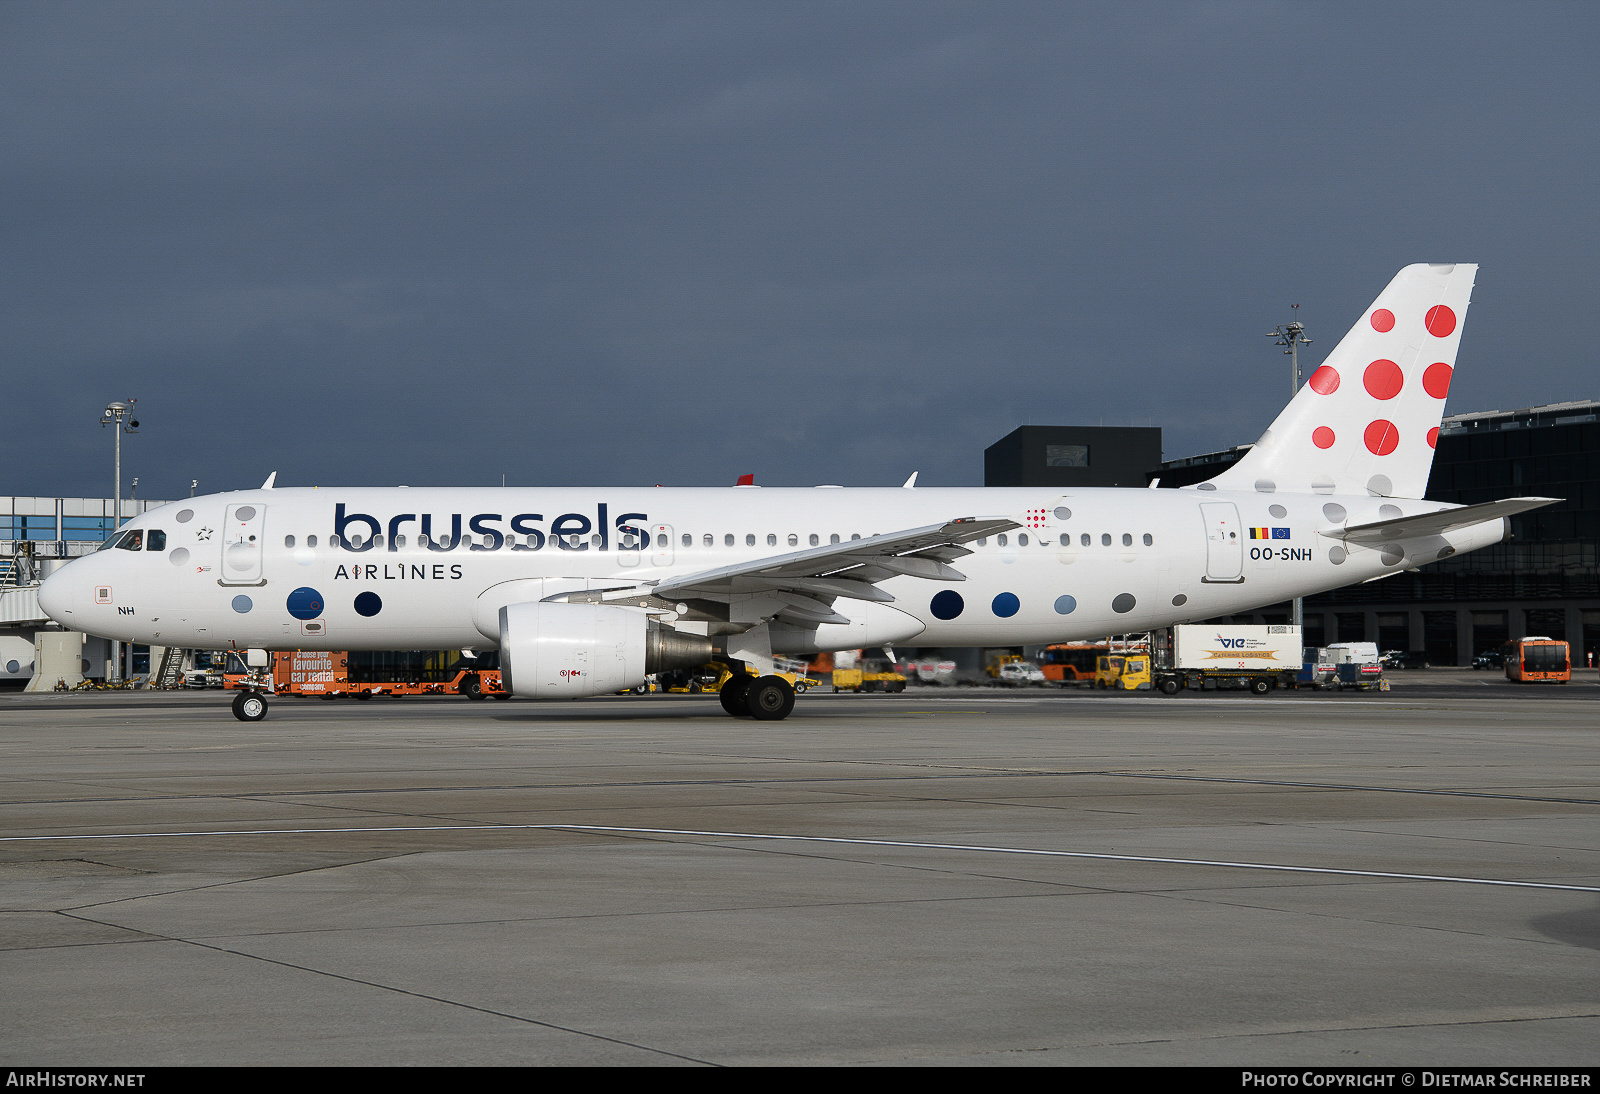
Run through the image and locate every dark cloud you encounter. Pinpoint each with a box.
[4,1,1596,498]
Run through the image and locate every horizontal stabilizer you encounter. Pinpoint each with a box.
[1328,497,1560,546]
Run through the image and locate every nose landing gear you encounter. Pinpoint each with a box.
[232,691,269,722]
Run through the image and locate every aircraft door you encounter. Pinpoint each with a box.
[221,503,266,585]
[651,524,674,567]
[1200,502,1243,582]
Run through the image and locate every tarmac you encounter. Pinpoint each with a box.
[1,674,1597,1066]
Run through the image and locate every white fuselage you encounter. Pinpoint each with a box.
[39,485,1502,653]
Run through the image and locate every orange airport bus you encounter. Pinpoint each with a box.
[1040,643,1108,686]
[1503,638,1571,684]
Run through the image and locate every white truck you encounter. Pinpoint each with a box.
[1152,625,1303,695]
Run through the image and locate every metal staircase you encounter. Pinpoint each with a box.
[154,647,186,690]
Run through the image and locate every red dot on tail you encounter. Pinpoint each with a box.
[1427,427,1439,449]
[1364,419,1399,455]
[1363,359,1404,400]
[1308,365,1340,395]
[1313,426,1335,449]
[1370,309,1394,332]
[1425,305,1456,337]
[1423,362,1452,399]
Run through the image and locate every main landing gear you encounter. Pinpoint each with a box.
[719,674,795,721]
[231,691,269,722]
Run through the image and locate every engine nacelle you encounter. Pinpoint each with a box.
[498,601,712,698]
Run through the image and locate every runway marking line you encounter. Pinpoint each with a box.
[4,823,1596,894]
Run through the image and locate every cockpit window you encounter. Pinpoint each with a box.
[97,529,139,552]
[147,530,166,551]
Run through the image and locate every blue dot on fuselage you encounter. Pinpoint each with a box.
[231,595,252,614]
[286,587,324,620]
[1054,595,1077,615]
[354,591,383,617]
[992,592,1020,618]
[930,590,964,620]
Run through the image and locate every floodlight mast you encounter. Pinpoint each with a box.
[100,399,139,685]
[1267,314,1312,629]
[100,400,139,531]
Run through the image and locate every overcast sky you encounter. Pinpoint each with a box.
[5,0,1597,499]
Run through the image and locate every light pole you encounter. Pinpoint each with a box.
[100,400,140,530]
[100,400,139,683]
[1267,315,1313,629]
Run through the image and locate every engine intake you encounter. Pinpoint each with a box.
[498,601,712,698]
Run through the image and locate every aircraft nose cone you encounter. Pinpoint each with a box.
[37,567,74,625]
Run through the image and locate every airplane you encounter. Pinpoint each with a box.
[38,263,1556,722]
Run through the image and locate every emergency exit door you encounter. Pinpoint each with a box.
[1200,502,1244,582]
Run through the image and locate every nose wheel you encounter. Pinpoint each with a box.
[232,691,269,722]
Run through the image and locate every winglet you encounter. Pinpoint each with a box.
[261,472,277,490]
[902,472,918,488]
[736,473,755,487]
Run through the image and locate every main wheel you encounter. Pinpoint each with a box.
[745,675,795,721]
[720,675,753,716]
[231,691,268,722]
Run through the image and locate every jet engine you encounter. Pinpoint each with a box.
[498,601,712,698]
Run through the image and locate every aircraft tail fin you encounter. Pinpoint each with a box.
[1203,263,1476,499]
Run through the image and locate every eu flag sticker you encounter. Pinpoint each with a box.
[1271,527,1291,539]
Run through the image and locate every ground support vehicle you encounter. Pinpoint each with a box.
[1093,652,1152,691]
[996,659,1047,687]
[1296,648,1337,689]
[1325,642,1385,690]
[665,660,821,697]
[1152,625,1301,695]
[1039,643,1105,687]
[832,666,907,692]
[1504,637,1571,683]
[227,650,507,700]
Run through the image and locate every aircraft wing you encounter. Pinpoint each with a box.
[1327,497,1561,547]
[556,516,1019,627]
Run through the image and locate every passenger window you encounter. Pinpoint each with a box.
[997,534,1008,546]
[371,535,384,549]
[788,534,798,546]
[147,530,166,551]
[1081,533,1090,546]
[830,534,840,544]
[1122,533,1132,546]
[1059,533,1070,546]
[809,534,819,546]
[767,534,777,546]
[1143,533,1153,546]
[1018,533,1028,546]
[703,534,713,547]
[850,533,861,540]
[395,535,406,547]
[307,535,318,548]
[976,537,987,547]
[657,534,668,548]
[746,534,755,546]
[1101,534,1112,546]
[725,534,734,547]
[681,534,691,547]
[284,535,295,548]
